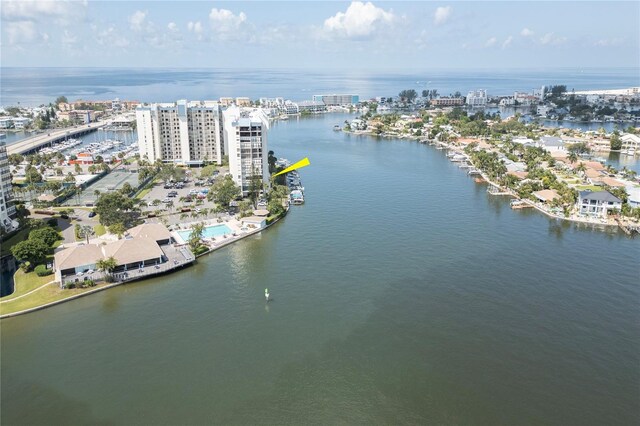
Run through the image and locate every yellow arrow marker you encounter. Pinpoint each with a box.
[273,157,311,177]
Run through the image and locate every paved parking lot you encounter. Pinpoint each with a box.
[141,179,218,214]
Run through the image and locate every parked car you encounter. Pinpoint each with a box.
[88,211,97,218]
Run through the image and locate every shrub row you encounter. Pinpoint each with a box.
[34,264,53,276]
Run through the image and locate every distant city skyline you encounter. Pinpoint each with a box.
[1,1,638,69]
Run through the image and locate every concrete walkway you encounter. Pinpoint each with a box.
[0,280,55,304]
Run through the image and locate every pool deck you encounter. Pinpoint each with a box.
[171,217,251,245]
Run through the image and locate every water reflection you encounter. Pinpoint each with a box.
[0,255,17,297]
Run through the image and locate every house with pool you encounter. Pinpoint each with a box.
[53,224,194,287]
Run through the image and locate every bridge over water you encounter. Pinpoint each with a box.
[6,121,114,156]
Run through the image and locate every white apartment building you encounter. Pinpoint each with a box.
[312,94,359,106]
[0,143,16,231]
[222,106,269,197]
[621,133,640,153]
[136,100,224,165]
[466,90,487,106]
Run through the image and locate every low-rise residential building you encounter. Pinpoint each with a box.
[312,94,359,106]
[297,100,327,113]
[53,223,177,285]
[626,186,640,208]
[431,97,465,107]
[577,190,622,218]
[0,118,14,129]
[621,133,640,153]
[350,118,367,131]
[533,189,560,204]
[538,136,565,152]
[12,117,31,129]
[57,110,98,124]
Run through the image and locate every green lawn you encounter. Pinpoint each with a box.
[0,269,53,301]
[135,186,153,200]
[94,224,106,236]
[0,228,30,256]
[0,281,114,316]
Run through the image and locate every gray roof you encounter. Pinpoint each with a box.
[539,136,564,147]
[579,190,622,203]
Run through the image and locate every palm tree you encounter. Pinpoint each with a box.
[567,151,578,165]
[97,256,118,281]
[576,162,587,177]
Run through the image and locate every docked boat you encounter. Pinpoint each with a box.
[290,190,304,205]
[333,125,341,131]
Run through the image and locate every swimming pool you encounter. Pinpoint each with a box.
[177,224,233,241]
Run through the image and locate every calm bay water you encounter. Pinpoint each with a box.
[1,112,639,425]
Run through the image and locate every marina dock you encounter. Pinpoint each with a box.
[6,121,113,156]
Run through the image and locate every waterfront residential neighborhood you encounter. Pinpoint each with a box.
[1,84,640,316]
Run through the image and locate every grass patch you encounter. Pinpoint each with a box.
[0,281,113,316]
[94,224,106,236]
[135,186,152,200]
[0,228,30,256]
[0,269,53,301]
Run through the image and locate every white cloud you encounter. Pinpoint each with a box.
[187,21,203,34]
[485,37,497,47]
[168,22,178,32]
[502,35,513,49]
[129,10,147,32]
[539,32,567,45]
[1,0,80,21]
[323,1,395,39]
[96,26,129,48]
[434,6,451,25]
[594,37,625,47]
[521,28,534,37]
[209,8,247,32]
[5,21,38,44]
[61,30,77,45]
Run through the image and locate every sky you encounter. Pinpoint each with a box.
[1,0,639,69]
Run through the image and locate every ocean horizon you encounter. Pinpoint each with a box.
[1,66,638,107]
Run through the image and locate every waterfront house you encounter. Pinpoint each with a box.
[0,118,13,129]
[598,177,626,188]
[577,190,622,218]
[241,216,267,229]
[621,134,640,153]
[627,186,640,208]
[127,223,173,245]
[12,117,31,129]
[533,189,560,204]
[584,168,605,183]
[538,136,565,152]
[54,237,166,285]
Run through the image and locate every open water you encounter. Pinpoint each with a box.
[1,111,639,425]
[1,67,639,107]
